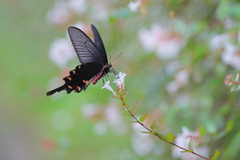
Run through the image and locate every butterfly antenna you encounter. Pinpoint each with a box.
[110,52,122,63]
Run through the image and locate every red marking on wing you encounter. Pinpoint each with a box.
[91,72,103,84]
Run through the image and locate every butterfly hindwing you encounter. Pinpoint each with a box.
[46,63,103,96]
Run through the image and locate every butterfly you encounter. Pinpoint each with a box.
[47,24,114,96]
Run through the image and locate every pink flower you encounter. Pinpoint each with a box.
[172,127,209,160]
[138,24,185,60]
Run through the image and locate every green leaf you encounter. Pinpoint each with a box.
[211,150,220,160]
[155,132,167,142]
[181,150,193,153]
[188,137,196,150]
[166,132,176,143]
[226,120,233,132]
[139,113,148,122]
[141,131,154,135]
[199,126,206,136]
[150,120,160,131]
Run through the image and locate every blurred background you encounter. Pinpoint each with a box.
[1,0,240,159]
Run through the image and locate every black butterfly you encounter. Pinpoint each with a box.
[47,24,114,96]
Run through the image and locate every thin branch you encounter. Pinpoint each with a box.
[120,96,210,160]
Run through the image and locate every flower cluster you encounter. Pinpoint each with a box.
[101,72,128,99]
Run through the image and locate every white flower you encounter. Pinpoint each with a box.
[49,38,75,68]
[47,1,71,25]
[91,4,108,21]
[68,0,86,14]
[128,1,141,12]
[101,81,117,96]
[131,123,155,155]
[210,33,230,51]
[113,72,126,89]
[221,43,240,70]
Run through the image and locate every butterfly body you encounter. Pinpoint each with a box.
[47,24,113,96]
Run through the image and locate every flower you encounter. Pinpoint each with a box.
[113,72,127,90]
[68,0,86,14]
[101,81,117,96]
[172,127,209,160]
[138,24,185,60]
[128,1,141,12]
[221,43,240,70]
[47,1,71,25]
[49,38,75,68]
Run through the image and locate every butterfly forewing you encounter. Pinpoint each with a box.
[68,26,106,65]
[91,24,108,63]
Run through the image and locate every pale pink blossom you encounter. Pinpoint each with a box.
[113,72,126,90]
[139,24,185,60]
[172,127,209,160]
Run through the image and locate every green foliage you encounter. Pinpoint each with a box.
[139,113,148,122]
[166,132,176,143]
[211,150,220,160]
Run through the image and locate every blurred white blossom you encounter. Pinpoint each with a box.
[82,104,101,118]
[210,33,230,51]
[139,24,185,60]
[128,0,141,12]
[49,38,75,68]
[68,0,86,14]
[172,127,209,160]
[210,33,240,70]
[131,123,155,156]
[166,69,190,95]
[47,1,71,25]
[166,81,180,95]
[91,4,108,21]
[221,43,240,70]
